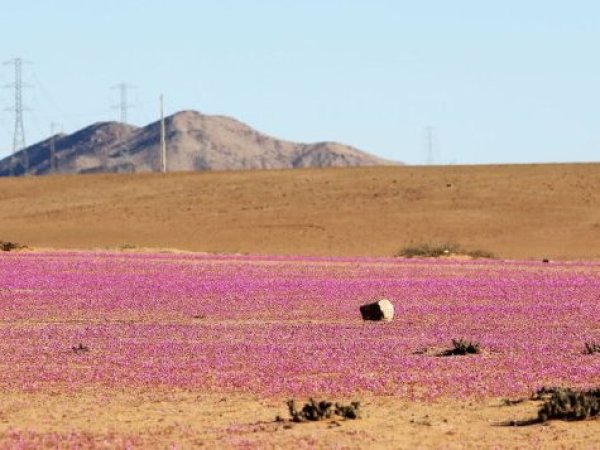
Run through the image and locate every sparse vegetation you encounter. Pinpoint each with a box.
[537,388,600,422]
[284,399,361,422]
[584,342,600,355]
[438,339,481,356]
[396,242,495,259]
[503,387,600,426]
[465,249,496,259]
[72,343,90,354]
[0,240,27,252]
[334,402,361,420]
[396,242,459,258]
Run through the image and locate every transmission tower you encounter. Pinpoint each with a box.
[112,82,134,124]
[4,57,29,174]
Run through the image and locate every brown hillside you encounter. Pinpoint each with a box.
[0,110,394,176]
[0,163,598,260]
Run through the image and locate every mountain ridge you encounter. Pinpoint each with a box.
[0,110,397,176]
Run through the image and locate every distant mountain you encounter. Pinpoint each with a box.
[0,110,397,176]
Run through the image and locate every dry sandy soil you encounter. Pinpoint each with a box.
[1,389,599,449]
[0,163,599,260]
[1,163,599,448]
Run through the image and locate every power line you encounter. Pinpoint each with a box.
[111,82,134,124]
[30,68,69,123]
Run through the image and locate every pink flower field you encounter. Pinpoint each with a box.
[1,251,599,402]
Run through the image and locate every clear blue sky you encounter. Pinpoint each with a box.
[0,1,598,164]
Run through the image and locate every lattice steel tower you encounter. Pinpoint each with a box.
[5,58,28,173]
[112,82,134,124]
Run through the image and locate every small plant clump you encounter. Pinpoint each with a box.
[439,339,481,356]
[396,242,495,259]
[583,342,600,355]
[0,240,26,252]
[537,388,600,422]
[285,399,361,423]
[465,249,496,259]
[335,402,361,419]
[396,242,460,258]
[71,343,90,354]
[504,387,600,426]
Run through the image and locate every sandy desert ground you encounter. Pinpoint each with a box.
[0,163,598,260]
[2,389,599,449]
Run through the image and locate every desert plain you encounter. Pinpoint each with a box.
[0,163,599,449]
[1,163,599,259]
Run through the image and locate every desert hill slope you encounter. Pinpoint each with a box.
[0,164,598,260]
[0,110,393,176]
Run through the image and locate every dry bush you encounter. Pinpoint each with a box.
[537,388,600,422]
[71,343,90,354]
[438,339,481,356]
[583,342,600,355]
[283,399,361,422]
[505,387,600,426]
[0,240,27,252]
[396,242,495,259]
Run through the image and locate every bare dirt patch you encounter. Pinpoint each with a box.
[0,389,598,449]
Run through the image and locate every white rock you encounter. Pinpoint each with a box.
[360,299,394,322]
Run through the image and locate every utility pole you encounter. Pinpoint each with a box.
[4,57,29,175]
[160,94,167,173]
[425,126,434,165]
[112,82,134,124]
[49,122,59,174]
